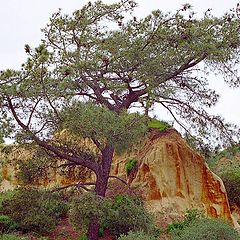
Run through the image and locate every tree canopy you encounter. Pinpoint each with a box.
[0,0,240,147]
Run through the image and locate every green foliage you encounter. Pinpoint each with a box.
[148,118,171,132]
[118,230,157,240]
[219,168,240,207]
[0,235,27,240]
[170,218,240,240]
[0,190,16,208]
[168,209,204,233]
[125,159,137,176]
[17,158,49,185]
[15,146,53,185]
[70,192,105,231]
[0,188,68,235]
[1,0,240,154]
[39,191,69,220]
[206,144,240,168]
[206,144,240,207]
[59,102,147,154]
[98,224,106,237]
[184,209,204,223]
[78,235,88,240]
[107,194,160,237]
[70,193,158,237]
[0,215,17,234]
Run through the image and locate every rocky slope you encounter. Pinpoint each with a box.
[110,128,237,226]
[0,128,238,227]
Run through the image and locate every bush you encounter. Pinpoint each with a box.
[78,235,88,240]
[0,235,27,240]
[206,144,240,168]
[125,159,137,176]
[148,118,171,131]
[70,192,105,231]
[0,215,17,234]
[0,190,16,208]
[16,156,49,185]
[0,188,69,235]
[168,209,203,233]
[219,168,240,207]
[170,218,240,240]
[70,193,159,237]
[107,195,159,237]
[40,191,69,219]
[118,230,156,240]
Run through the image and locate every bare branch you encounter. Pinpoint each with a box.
[109,175,137,195]
[27,98,42,127]
[159,101,191,135]
[6,96,100,173]
[51,182,96,192]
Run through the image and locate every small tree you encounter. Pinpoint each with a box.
[1,1,240,239]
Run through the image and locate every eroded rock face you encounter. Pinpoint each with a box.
[0,129,237,227]
[111,129,235,225]
[0,144,91,191]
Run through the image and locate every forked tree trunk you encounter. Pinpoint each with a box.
[87,145,114,240]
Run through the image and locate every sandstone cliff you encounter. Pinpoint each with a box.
[110,128,236,226]
[0,128,237,227]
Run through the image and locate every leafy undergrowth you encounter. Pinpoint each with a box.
[0,234,28,240]
[167,209,239,240]
[170,218,239,240]
[0,218,115,240]
[125,159,137,176]
[0,188,69,236]
[0,189,159,240]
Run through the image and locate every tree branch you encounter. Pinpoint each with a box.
[6,96,100,173]
[51,182,96,192]
[109,175,137,195]
[27,98,42,127]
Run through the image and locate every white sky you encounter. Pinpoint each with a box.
[0,0,239,127]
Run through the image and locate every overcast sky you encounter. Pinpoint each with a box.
[0,0,239,127]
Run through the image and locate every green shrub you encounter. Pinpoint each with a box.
[118,230,156,240]
[148,118,171,132]
[206,144,240,168]
[168,209,203,233]
[98,223,107,237]
[40,191,69,219]
[0,188,68,235]
[70,192,105,231]
[0,234,27,240]
[168,222,186,233]
[0,215,17,234]
[171,218,239,240]
[108,195,160,237]
[0,190,16,208]
[70,193,159,238]
[125,159,137,176]
[78,235,88,240]
[219,168,240,207]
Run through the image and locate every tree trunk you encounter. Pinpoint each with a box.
[87,144,114,240]
[87,216,100,240]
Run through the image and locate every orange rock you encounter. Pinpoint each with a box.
[111,128,237,226]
